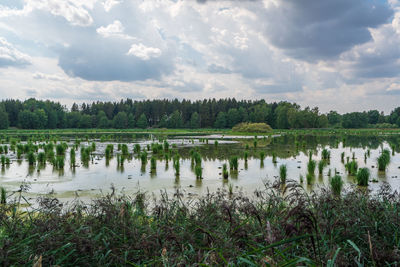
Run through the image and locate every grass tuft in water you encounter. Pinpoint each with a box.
[356,168,370,186]
[279,164,287,184]
[330,175,343,196]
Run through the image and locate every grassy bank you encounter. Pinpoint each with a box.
[1,182,400,266]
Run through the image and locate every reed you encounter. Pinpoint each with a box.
[279,164,287,184]
[356,168,370,186]
[307,159,316,175]
[330,175,343,196]
[229,156,238,171]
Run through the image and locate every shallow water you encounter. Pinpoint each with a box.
[1,134,400,203]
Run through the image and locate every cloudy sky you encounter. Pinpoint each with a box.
[0,0,400,113]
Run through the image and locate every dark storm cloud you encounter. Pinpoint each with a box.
[263,0,393,61]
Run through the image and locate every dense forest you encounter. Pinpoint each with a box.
[0,98,399,130]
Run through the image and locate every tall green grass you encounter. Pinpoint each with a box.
[279,164,287,184]
[229,156,238,171]
[377,149,391,171]
[330,175,343,196]
[356,168,370,186]
[307,160,316,175]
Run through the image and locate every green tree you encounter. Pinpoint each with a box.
[168,110,184,128]
[113,112,128,129]
[327,111,341,126]
[136,113,148,129]
[367,110,380,125]
[127,114,135,128]
[226,108,240,128]
[158,114,168,128]
[214,112,227,128]
[275,104,291,129]
[34,109,48,129]
[0,109,9,129]
[18,110,37,129]
[318,114,329,128]
[190,112,200,129]
[98,116,110,128]
[78,114,92,128]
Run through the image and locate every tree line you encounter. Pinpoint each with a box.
[0,98,399,130]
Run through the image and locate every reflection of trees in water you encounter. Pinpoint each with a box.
[171,134,400,161]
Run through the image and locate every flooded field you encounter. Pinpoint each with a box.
[1,132,400,202]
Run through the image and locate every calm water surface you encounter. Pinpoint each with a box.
[1,134,400,202]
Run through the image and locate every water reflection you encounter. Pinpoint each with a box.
[0,133,399,202]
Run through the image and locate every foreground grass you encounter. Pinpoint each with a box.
[1,182,400,266]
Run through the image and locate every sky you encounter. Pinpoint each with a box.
[0,0,400,113]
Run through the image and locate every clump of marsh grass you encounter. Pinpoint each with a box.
[306,173,313,185]
[222,163,229,179]
[272,152,277,164]
[134,144,141,154]
[150,156,157,172]
[173,155,180,176]
[321,148,330,160]
[37,152,46,165]
[195,164,202,179]
[121,144,129,156]
[69,148,75,167]
[229,156,238,171]
[330,175,343,196]
[318,161,326,175]
[378,149,391,171]
[307,159,316,175]
[356,168,370,186]
[345,160,358,176]
[0,155,5,167]
[279,164,287,184]
[140,152,147,165]
[27,151,36,166]
[55,155,65,169]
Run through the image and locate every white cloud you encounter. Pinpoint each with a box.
[96,20,134,39]
[32,72,65,81]
[103,0,121,12]
[0,0,94,26]
[0,37,31,67]
[127,43,162,60]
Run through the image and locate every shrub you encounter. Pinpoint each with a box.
[232,122,273,133]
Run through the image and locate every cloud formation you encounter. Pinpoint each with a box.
[0,37,31,68]
[262,0,393,61]
[0,0,400,113]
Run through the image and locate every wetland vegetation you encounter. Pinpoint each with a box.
[1,98,400,264]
